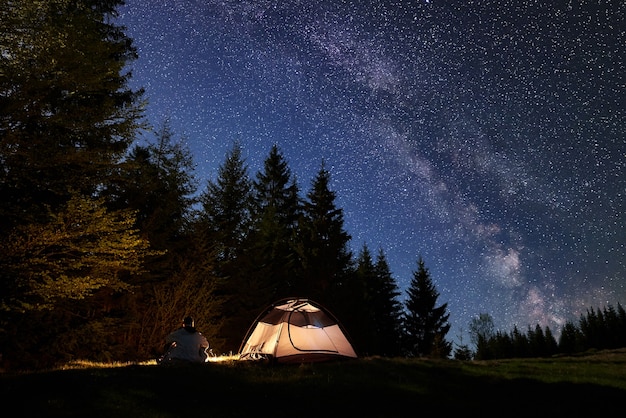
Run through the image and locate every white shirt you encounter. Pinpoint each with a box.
[164,327,209,362]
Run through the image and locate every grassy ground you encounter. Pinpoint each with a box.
[2,349,625,417]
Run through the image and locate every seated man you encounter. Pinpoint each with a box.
[161,316,209,364]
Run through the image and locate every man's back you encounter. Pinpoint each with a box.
[164,327,209,363]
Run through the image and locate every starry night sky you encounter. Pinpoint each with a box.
[117,0,625,343]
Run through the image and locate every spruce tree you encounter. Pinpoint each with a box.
[115,121,197,255]
[611,303,626,348]
[348,244,377,355]
[196,142,255,352]
[511,325,529,357]
[543,326,559,356]
[372,247,404,356]
[528,324,546,357]
[339,245,402,357]
[298,162,352,308]
[579,308,599,350]
[250,144,301,301]
[198,141,253,269]
[0,0,143,231]
[402,256,451,358]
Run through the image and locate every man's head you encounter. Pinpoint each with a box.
[183,316,194,328]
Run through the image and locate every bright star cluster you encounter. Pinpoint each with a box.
[117,0,625,345]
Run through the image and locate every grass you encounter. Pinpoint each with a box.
[2,349,625,417]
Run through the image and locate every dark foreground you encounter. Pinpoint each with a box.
[2,351,625,417]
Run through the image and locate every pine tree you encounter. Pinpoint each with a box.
[140,122,197,241]
[453,344,473,361]
[0,0,143,231]
[372,247,404,356]
[298,162,352,308]
[558,321,584,354]
[196,142,255,352]
[348,244,377,355]
[114,121,197,256]
[528,324,546,357]
[338,244,402,357]
[402,256,451,358]
[579,308,600,349]
[250,144,302,300]
[198,141,253,268]
[612,303,626,348]
[543,326,558,356]
[511,325,529,357]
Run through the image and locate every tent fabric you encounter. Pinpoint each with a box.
[238,298,358,363]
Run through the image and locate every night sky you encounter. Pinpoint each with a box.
[117,0,625,344]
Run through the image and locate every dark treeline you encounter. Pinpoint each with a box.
[466,304,626,360]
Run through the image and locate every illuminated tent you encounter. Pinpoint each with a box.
[238,298,358,363]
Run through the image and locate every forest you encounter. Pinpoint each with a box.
[1,1,624,371]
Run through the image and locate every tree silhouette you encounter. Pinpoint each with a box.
[0,0,143,232]
[250,144,302,301]
[402,256,451,358]
[198,141,253,268]
[196,142,256,352]
[371,247,404,356]
[297,161,352,307]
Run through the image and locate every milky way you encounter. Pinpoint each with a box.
[117,0,625,344]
